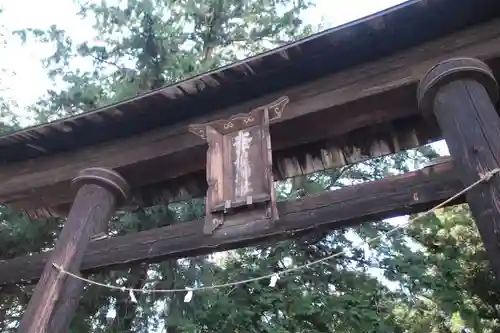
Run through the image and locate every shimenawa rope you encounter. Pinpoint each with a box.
[52,168,500,297]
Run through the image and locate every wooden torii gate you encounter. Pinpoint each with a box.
[0,0,500,332]
[15,56,500,333]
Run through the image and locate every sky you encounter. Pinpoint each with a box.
[0,0,451,329]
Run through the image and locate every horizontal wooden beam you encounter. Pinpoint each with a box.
[16,114,442,218]
[0,160,464,286]
[4,17,500,215]
[2,19,500,214]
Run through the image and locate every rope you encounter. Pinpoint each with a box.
[52,167,500,294]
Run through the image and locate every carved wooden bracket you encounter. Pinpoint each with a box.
[188,96,289,234]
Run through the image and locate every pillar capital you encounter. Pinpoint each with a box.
[71,167,130,205]
[417,57,498,113]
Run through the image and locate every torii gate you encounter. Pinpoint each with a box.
[15,57,500,333]
[0,1,497,331]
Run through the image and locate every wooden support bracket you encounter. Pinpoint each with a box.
[189,96,289,234]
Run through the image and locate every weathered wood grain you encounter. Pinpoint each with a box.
[9,112,442,219]
[418,57,500,279]
[10,110,443,218]
[17,168,127,333]
[190,99,285,234]
[2,18,500,215]
[0,160,464,286]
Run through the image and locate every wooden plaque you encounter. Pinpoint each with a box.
[189,96,289,234]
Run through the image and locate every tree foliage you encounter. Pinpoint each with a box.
[0,8,20,135]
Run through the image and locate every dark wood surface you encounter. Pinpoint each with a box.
[423,61,500,278]
[17,184,118,333]
[1,19,500,216]
[48,272,86,333]
[47,211,110,333]
[0,161,464,287]
[9,114,442,219]
[192,101,282,234]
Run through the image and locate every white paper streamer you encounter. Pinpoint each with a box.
[184,288,193,303]
[269,274,280,287]
[129,289,137,303]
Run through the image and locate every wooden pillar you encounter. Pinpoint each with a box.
[418,57,500,279]
[48,273,87,333]
[18,168,129,333]
[47,222,110,332]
